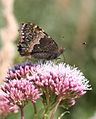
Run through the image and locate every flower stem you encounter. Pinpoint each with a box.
[33,103,38,119]
[43,113,49,119]
[42,89,50,119]
[49,97,62,119]
[20,107,24,119]
[42,105,49,119]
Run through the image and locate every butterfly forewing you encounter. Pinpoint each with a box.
[18,23,45,56]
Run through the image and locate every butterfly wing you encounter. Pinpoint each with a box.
[18,23,59,59]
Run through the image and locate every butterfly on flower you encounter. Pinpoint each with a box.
[17,22,64,60]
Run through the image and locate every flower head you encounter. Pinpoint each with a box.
[30,61,91,100]
[0,91,18,116]
[2,79,41,108]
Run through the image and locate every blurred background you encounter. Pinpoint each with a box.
[0,0,96,119]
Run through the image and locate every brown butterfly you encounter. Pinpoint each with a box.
[17,22,64,60]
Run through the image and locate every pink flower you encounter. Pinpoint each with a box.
[6,62,38,82]
[2,79,41,108]
[0,92,18,116]
[2,61,91,109]
[30,61,91,100]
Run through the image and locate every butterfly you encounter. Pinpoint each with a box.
[17,22,64,60]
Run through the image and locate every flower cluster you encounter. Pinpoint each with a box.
[0,61,91,116]
[0,62,41,116]
[29,62,91,100]
[2,79,41,107]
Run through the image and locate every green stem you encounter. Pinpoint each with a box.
[20,107,24,119]
[49,97,62,119]
[45,88,50,106]
[58,111,70,119]
[43,104,50,119]
[43,113,49,119]
[42,89,50,119]
[33,103,38,119]
[43,90,50,119]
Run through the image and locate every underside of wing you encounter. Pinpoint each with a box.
[18,22,60,60]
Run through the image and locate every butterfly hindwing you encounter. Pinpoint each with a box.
[32,34,58,53]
